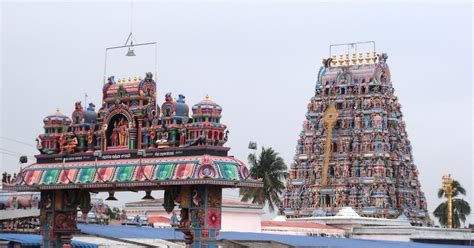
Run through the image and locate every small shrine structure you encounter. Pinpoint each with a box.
[3,72,262,247]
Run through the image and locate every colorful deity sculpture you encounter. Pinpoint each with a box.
[4,72,262,248]
[282,52,430,225]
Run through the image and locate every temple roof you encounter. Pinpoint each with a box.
[4,154,261,191]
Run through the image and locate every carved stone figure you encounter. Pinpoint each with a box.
[373,114,383,129]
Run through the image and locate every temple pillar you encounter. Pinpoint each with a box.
[177,185,222,248]
[101,130,106,151]
[170,129,176,144]
[94,132,101,151]
[137,118,143,149]
[78,135,86,152]
[40,190,90,248]
[129,128,137,149]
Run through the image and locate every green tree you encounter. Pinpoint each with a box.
[112,207,121,220]
[240,147,288,212]
[433,180,471,228]
[105,206,122,220]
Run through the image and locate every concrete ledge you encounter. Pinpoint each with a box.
[352,225,473,244]
[0,209,39,220]
[411,227,471,241]
[353,226,414,235]
[293,216,411,227]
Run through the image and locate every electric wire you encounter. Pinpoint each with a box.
[0,151,36,160]
[0,136,35,148]
[0,151,20,158]
[0,147,23,155]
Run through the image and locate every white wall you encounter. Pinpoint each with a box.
[221,209,263,232]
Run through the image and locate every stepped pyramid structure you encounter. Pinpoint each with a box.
[282,48,430,225]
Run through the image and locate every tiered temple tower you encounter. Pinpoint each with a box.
[282,50,430,225]
[35,73,230,154]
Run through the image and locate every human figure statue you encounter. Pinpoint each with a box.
[114,118,128,146]
[87,131,94,151]
[318,117,325,130]
[118,119,125,146]
[354,115,361,129]
[59,134,67,153]
[343,164,350,177]
[315,167,321,179]
[111,121,119,146]
[224,130,229,142]
[1,172,7,184]
[334,163,341,178]
[364,115,371,128]
[373,114,383,129]
[179,127,186,146]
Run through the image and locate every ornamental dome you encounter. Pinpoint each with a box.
[175,94,189,117]
[84,103,98,124]
[43,108,71,126]
[192,95,222,117]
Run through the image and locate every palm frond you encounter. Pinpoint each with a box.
[240,146,287,213]
[433,197,471,228]
[437,188,444,198]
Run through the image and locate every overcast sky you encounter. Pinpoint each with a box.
[1,1,472,224]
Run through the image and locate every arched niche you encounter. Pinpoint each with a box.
[106,113,130,148]
[162,103,175,117]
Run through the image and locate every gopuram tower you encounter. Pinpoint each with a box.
[282,43,430,225]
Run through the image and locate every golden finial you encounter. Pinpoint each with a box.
[358,52,364,64]
[372,52,377,63]
[138,76,142,81]
[351,53,357,65]
[128,77,132,82]
[365,52,371,64]
[338,55,344,66]
[344,54,350,66]
[331,55,337,66]
[54,107,63,116]
[205,94,210,100]
[134,76,138,81]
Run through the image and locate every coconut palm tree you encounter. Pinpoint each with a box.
[240,147,288,212]
[433,180,471,228]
